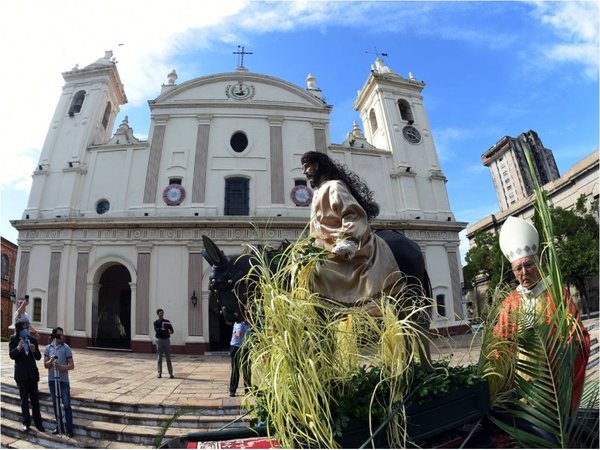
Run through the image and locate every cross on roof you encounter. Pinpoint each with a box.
[233,45,253,69]
[365,47,388,59]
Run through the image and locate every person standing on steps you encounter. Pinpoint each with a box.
[44,327,75,438]
[9,319,45,433]
[154,308,174,378]
[229,320,251,397]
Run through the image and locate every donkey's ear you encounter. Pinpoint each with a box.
[202,235,228,266]
[201,249,215,267]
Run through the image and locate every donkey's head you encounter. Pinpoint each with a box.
[201,235,250,323]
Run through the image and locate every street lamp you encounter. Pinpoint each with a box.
[10,291,16,303]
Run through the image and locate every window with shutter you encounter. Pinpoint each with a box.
[225,178,249,215]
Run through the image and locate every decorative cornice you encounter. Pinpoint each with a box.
[428,169,447,181]
[11,216,466,246]
[50,243,65,252]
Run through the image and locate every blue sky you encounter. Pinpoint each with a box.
[1,1,598,264]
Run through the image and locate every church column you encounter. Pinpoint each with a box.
[143,117,168,203]
[391,170,420,217]
[429,171,452,220]
[16,246,31,299]
[74,246,90,331]
[192,117,212,203]
[446,243,464,321]
[46,245,63,328]
[136,246,152,335]
[129,281,137,341]
[188,247,204,336]
[86,281,100,343]
[269,119,284,204]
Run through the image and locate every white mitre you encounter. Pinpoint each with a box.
[499,216,539,263]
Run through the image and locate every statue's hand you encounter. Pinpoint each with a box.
[331,239,358,260]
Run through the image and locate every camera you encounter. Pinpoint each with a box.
[50,355,58,361]
[24,295,29,300]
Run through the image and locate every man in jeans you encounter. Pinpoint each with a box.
[43,327,74,438]
[229,320,251,397]
[154,309,174,378]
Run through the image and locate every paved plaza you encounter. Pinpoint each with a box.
[1,319,595,412]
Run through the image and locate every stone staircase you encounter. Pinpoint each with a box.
[0,383,248,449]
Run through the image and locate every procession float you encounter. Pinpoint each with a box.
[161,151,598,449]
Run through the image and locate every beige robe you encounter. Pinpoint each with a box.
[309,180,402,305]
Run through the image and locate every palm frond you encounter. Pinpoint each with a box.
[243,234,431,448]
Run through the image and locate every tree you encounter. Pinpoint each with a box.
[534,195,599,317]
[463,230,511,290]
[463,230,513,321]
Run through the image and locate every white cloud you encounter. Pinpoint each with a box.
[531,1,599,79]
[546,43,599,79]
[465,164,488,175]
[1,0,595,199]
[433,127,470,161]
[0,1,248,193]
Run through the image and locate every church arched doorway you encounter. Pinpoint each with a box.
[93,264,131,349]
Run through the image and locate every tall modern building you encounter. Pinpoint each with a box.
[482,130,560,211]
[11,52,466,353]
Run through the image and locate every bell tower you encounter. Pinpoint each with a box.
[354,58,453,222]
[24,51,127,219]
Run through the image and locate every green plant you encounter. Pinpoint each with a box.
[243,236,431,448]
[327,361,482,434]
[328,365,391,436]
[409,360,480,405]
[153,406,205,448]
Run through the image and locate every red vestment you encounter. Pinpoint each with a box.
[493,288,590,412]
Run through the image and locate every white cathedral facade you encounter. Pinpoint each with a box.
[12,51,467,353]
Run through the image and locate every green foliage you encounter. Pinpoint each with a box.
[243,236,433,448]
[328,365,391,436]
[463,229,512,299]
[154,406,203,448]
[534,195,599,316]
[409,360,480,405]
[254,360,484,443]
[485,308,597,448]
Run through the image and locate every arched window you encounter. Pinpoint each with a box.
[436,294,446,318]
[225,178,249,215]
[102,102,112,129]
[33,297,42,322]
[369,109,378,132]
[398,99,414,123]
[69,90,86,116]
